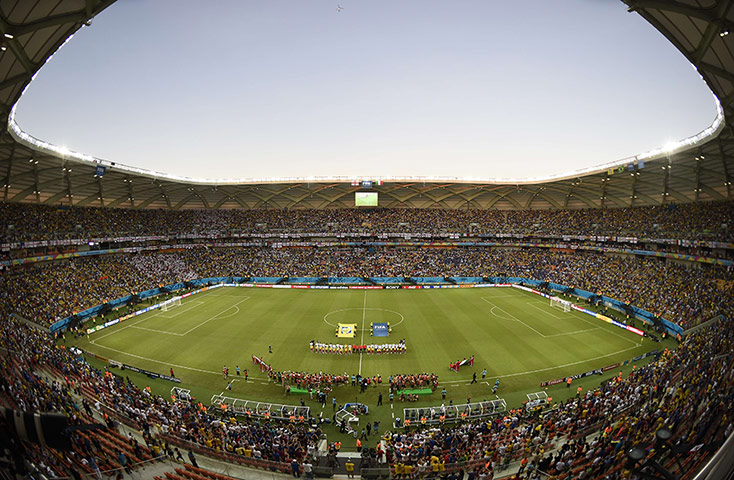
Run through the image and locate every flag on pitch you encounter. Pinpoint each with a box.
[337,323,358,338]
[459,355,475,367]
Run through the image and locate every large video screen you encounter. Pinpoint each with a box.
[355,192,378,207]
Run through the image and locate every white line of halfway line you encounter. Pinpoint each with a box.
[359,289,367,376]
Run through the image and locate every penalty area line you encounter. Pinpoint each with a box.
[482,298,546,338]
[526,302,565,320]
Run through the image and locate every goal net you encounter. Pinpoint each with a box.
[161,296,182,312]
[549,296,571,313]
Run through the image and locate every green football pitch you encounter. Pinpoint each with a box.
[73,286,672,442]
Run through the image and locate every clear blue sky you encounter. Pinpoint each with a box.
[13,0,717,180]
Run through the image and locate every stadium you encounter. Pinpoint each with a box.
[0,1,733,480]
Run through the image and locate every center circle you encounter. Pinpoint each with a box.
[323,307,404,329]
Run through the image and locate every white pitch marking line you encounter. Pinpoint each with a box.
[206,294,252,298]
[91,313,156,343]
[104,296,249,338]
[129,325,185,336]
[526,302,565,320]
[543,327,602,338]
[83,343,221,375]
[358,290,367,376]
[90,288,236,342]
[482,298,546,337]
[181,297,250,335]
[488,306,514,321]
[157,300,205,319]
[440,344,642,383]
[323,308,404,329]
[575,314,641,347]
[91,295,251,363]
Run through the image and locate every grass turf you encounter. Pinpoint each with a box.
[72,285,674,446]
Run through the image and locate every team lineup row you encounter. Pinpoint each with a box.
[309,340,408,355]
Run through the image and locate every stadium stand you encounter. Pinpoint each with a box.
[2,201,734,242]
[1,303,732,479]
[2,246,731,329]
[1,1,734,478]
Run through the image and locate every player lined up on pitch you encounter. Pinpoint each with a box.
[309,339,406,354]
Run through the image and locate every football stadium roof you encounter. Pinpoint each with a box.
[0,0,733,210]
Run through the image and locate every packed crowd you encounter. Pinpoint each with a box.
[2,200,733,242]
[2,302,732,479]
[381,317,734,479]
[402,321,734,478]
[0,317,161,478]
[2,247,732,328]
[2,201,732,479]
[0,317,323,477]
[0,252,199,325]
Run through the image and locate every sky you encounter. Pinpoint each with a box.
[13,0,718,181]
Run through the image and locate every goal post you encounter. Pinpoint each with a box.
[549,296,571,313]
[161,296,182,312]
